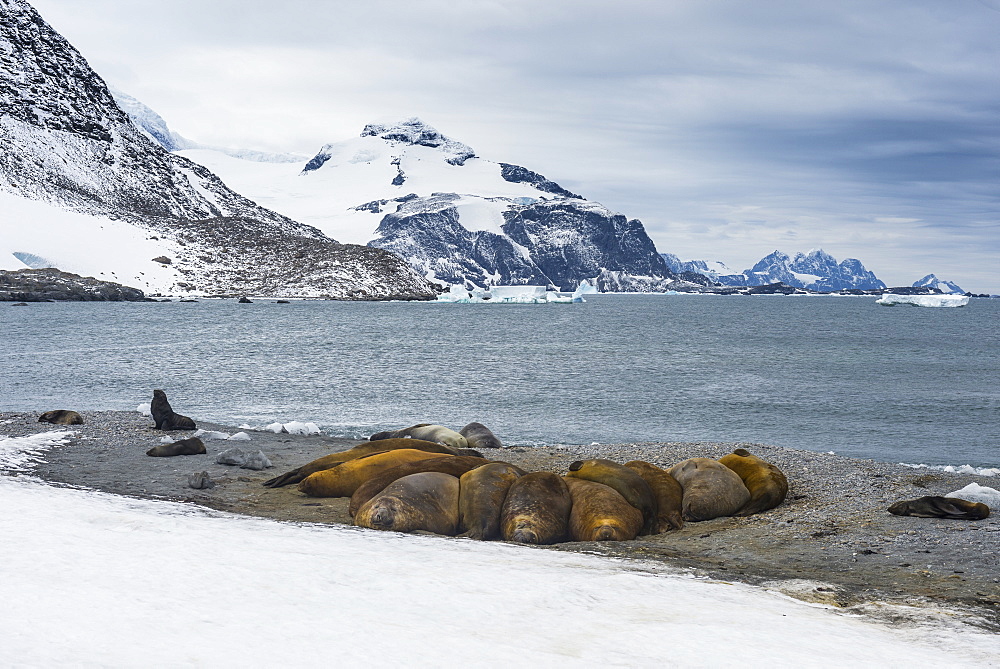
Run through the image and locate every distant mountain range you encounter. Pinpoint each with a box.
[912,274,964,295]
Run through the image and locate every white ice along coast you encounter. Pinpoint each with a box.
[436,282,593,304]
[876,294,970,308]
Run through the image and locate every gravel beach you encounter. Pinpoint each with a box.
[3,410,998,631]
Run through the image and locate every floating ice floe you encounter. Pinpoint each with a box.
[437,283,588,304]
[946,483,1000,507]
[876,294,970,308]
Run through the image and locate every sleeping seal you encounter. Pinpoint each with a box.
[565,459,658,535]
[667,457,750,521]
[368,424,469,450]
[718,448,788,516]
[262,438,460,488]
[888,496,990,520]
[564,477,643,542]
[458,462,524,540]
[297,449,453,498]
[354,472,461,535]
[349,455,492,517]
[146,437,206,457]
[459,422,504,450]
[500,472,572,545]
[38,410,84,425]
[624,460,685,532]
[150,390,197,430]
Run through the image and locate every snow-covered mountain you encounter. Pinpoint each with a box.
[912,274,964,295]
[0,0,434,299]
[703,250,886,291]
[660,254,738,282]
[177,118,684,292]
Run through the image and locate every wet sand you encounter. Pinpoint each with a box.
[3,410,998,631]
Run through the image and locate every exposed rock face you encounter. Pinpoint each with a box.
[715,250,886,291]
[0,0,435,299]
[0,268,148,301]
[499,163,581,198]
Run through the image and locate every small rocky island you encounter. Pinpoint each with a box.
[0,268,149,302]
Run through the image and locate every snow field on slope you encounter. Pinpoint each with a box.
[0,191,179,293]
[1,478,997,665]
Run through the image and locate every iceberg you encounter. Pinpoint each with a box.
[436,284,586,304]
[876,294,970,308]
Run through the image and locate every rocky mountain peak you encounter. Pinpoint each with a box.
[359,117,476,165]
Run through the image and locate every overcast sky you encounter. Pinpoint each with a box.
[30,0,1000,292]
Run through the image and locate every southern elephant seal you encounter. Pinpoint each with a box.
[369,424,469,450]
[150,390,197,430]
[262,438,460,488]
[38,410,83,425]
[667,457,750,522]
[458,462,524,540]
[146,437,206,457]
[563,477,643,542]
[624,460,685,532]
[718,448,789,516]
[297,449,453,498]
[565,459,658,535]
[459,422,504,450]
[349,455,493,517]
[354,472,461,535]
[500,472,572,545]
[888,496,990,520]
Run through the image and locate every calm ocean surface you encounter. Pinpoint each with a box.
[1,294,997,468]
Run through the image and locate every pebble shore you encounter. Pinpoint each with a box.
[3,410,998,631]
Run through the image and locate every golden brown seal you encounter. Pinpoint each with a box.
[501,472,572,545]
[297,449,453,498]
[38,410,83,425]
[624,460,685,532]
[368,424,469,450]
[565,458,658,535]
[458,462,524,540]
[349,455,492,517]
[146,437,206,457]
[262,438,461,488]
[354,472,461,535]
[150,390,196,430]
[564,477,643,542]
[888,496,990,520]
[667,457,750,521]
[718,448,789,516]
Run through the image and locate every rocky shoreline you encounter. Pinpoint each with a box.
[3,410,998,631]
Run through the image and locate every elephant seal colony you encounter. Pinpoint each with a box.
[6,410,999,631]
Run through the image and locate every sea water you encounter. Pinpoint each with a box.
[1,294,997,468]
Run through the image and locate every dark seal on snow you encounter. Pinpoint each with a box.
[150,390,196,430]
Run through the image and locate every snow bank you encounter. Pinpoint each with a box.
[946,483,1000,507]
[876,294,970,308]
[1,477,997,666]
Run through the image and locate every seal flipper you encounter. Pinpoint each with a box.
[262,468,305,488]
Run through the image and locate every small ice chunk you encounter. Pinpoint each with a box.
[241,450,273,470]
[263,422,286,433]
[216,448,248,466]
[238,423,253,430]
[945,483,1000,508]
[159,436,175,444]
[136,403,152,417]
[282,421,320,435]
[227,432,251,442]
[193,429,231,441]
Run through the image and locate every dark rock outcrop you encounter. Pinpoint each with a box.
[0,268,148,301]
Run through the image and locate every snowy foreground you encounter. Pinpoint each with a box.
[2,438,999,667]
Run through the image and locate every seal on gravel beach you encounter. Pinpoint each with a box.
[501,471,572,545]
[624,460,685,532]
[458,462,524,540]
[349,455,493,517]
[564,477,643,542]
[566,459,658,535]
[354,472,461,535]
[459,422,504,450]
[888,496,990,520]
[668,457,751,521]
[369,424,469,450]
[263,438,461,488]
[718,448,789,516]
[146,437,206,457]
[296,449,454,498]
[38,410,83,425]
[150,390,196,430]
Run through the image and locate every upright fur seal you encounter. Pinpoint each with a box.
[262,438,460,488]
[718,448,789,516]
[146,437,206,457]
[349,455,492,517]
[459,422,504,450]
[564,477,643,542]
[500,472,572,545]
[624,460,685,532]
[667,457,751,521]
[150,390,197,430]
[368,424,469,450]
[888,496,990,520]
[458,462,524,540]
[38,410,83,425]
[297,449,453,498]
[354,472,461,535]
[565,459,658,535]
